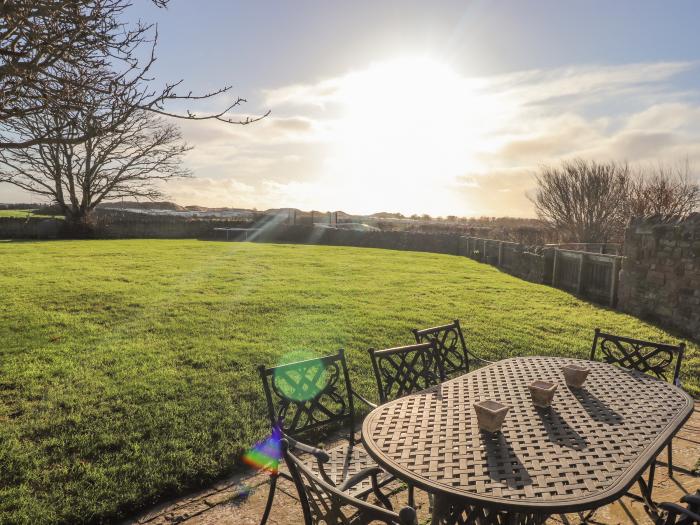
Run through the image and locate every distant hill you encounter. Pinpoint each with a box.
[99,201,188,212]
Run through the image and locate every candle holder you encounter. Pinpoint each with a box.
[562,364,590,388]
[474,400,510,433]
[528,380,557,408]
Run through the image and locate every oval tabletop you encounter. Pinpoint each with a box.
[361,356,694,514]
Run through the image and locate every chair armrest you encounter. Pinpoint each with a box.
[352,391,378,409]
[681,494,700,507]
[658,502,700,523]
[681,493,700,514]
[285,435,330,463]
[338,466,384,491]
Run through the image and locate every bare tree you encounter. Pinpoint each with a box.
[531,159,632,243]
[628,162,700,220]
[0,0,267,149]
[0,81,191,225]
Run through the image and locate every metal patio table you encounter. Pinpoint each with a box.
[361,356,694,524]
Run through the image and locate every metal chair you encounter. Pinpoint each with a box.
[412,319,493,378]
[257,349,391,525]
[367,341,443,508]
[368,341,444,404]
[656,490,700,524]
[282,439,418,525]
[591,328,686,477]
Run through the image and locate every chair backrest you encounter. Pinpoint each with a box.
[282,440,417,525]
[412,319,470,378]
[368,342,443,404]
[590,328,685,386]
[258,350,355,437]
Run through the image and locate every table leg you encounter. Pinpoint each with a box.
[431,494,549,525]
[637,467,660,521]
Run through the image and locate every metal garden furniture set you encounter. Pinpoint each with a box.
[256,321,690,525]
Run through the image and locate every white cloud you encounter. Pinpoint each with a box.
[179,59,700,216]
[7,60,698,218]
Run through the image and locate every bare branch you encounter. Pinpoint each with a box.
[0,0,267,149]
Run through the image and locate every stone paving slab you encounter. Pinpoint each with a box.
[125,403,700,525]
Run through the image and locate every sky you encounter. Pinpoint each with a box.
[3,0,700,217]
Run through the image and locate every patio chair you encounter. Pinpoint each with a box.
[368,341,444,404]
[257,349,392,525]
[412,319,493,378]
[656,490,700,524]
[367,341,443,508]
[590,328,686,477]
[282,439,418,525]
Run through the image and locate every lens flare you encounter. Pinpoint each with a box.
[273,350,327,402]
[243,426,282,474]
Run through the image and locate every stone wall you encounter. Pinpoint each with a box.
[244,226,462,255]
[0,217,463,255]
[0,216,254,239]
[618,214,700,341]
[0,217,63,238]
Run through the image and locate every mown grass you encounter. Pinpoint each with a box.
[0,209,63,219]
[1,240,697,524]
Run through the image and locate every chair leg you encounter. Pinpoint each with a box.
[407,483,415,509]
[667,442,673,478]
[259,474,278,525]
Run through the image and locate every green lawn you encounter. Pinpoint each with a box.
[1,240,697,524]
[0,209,63,219]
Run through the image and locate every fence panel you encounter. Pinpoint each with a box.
[484,240,499,265]
[583,256,610,300]
[554,251,581,293]
[501,244,519,270]
[464,237,622,307]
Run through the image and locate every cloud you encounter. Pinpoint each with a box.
[9,59,693,215]
[160,177,256,207]
[172,59,700,216]
[492,62,695,109]
[263,79,343,108]
[178,115,324,147]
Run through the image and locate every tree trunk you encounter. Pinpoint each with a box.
[63,207,96,236]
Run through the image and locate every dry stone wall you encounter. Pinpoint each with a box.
[618,214,700,341]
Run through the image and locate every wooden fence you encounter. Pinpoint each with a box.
[463,237,622,306]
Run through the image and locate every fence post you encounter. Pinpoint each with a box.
[576,253,586,295]
[466,237,471,257]
[498,242,503,267]
[482,239,487,262]
[610,256,620,307]
[552,249,559,287]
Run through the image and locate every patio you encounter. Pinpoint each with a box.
[127,401,699,525]
[125,327,700,525]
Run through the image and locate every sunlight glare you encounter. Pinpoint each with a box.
[323,57,511,216]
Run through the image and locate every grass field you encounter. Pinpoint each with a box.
[1,240,697,524]
[0,209,63,219]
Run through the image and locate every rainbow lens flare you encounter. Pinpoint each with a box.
[243,426,282,474]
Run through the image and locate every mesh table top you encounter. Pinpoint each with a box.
[361,356,694,513]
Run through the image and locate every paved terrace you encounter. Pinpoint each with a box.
[126,402,699,525]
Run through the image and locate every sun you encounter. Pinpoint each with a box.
[321,56,510,216]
